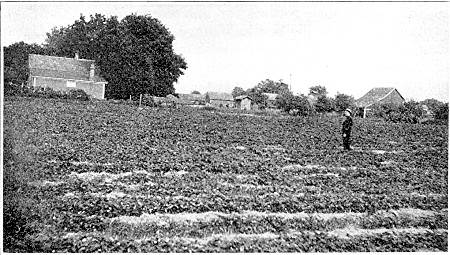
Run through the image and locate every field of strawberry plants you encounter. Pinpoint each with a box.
[3,96,448,252]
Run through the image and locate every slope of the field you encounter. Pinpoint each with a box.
[3,97,448,252]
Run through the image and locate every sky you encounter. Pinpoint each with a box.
[2,1,449,102]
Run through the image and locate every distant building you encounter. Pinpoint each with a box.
[356,87,405,118]
[28,53,108,100]
[150,94,179,107]
[421,104,433,116]
[262,93,279,109]
[306,95,317,107]
[206,92,234,107]
[177,93,206,106]
[234,95,252,110]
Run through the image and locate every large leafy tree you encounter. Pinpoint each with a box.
[334,93,355,112]
[254,79,289,94]
[276,91,313,116]
[308,85,327,98]
[247,88,269,109]
[244,79,289,108]
[315,95,334,113]
[231,86,245,98]
[308,85,334,113]
[4,42,47,85]
[45,13,187,99]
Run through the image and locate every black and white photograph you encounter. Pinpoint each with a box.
[2,1,448,252]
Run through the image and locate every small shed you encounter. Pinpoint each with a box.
[28,53,108,99]
[356,87,405,118]
[234,95,252,110]
[205,92,234,108]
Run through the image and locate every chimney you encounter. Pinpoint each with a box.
[75,52,79,59]
[89,63,95,81]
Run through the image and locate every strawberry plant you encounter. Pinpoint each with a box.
[3,97,448,252]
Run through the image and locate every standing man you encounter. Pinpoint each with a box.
[342,108,353,150]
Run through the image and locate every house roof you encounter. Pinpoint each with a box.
[152,95,178,103]
[206,92,234,101]
[355,87,403,108]
[28,54,107,83]
[262,93,279,101]
[177,93,206,105]
[234,95,252,101]
[177,93,206,101]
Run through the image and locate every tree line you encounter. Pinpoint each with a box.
[231,81,448,122]
[232,81,355,115]
[4,13,187,99]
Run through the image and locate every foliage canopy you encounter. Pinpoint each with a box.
[45,13,187,99]
[4,42,47,85]
[334,93,356,113]
[4,13,187,99]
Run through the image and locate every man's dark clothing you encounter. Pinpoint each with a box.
[342,116,353,150]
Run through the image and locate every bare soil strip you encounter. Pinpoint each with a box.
[38,163,367,187]
[111,208,444,224]
[327,226,448,239]
[28,180,64,187]
[69,171,133,182]
[371,150,405,155]
[282,164,360,172]
[164,232,280,245]
[62,228,447,245]
[48,160,115,166]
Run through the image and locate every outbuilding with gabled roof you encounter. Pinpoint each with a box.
[205,92,234,108]
[234,95,252,110]
[356,87,405,118]
[28,53,108,99]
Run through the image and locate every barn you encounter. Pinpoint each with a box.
[205,92,234,108]
[234,95,252,110]
[28,53,108,100]
[356,87,405,118]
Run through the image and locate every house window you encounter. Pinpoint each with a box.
[67,80,76,88]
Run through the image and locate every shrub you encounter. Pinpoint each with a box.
[314,95,334,113]
[4,82,23,96]
[370,101,424,124]
[276,92,314,116]
[334,93,356,113]
[5,84,91,101]
[202,105,217,111]
[141,95,156,107]
[68,89,90,101]
[434,103,448,120]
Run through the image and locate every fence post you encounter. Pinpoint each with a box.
[139,94,142,108]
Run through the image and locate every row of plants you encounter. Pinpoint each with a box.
[3,97,448,252]
[20,229,448,253]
